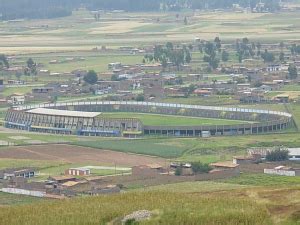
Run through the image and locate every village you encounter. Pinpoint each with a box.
[1,40,300,107]
[0,145,299,199]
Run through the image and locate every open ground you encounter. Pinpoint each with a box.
[0,144,166,167]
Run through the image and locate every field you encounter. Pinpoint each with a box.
[0,186,299,225]
[223,173,300,186]
[1,10,300,55]
[0,144,165,167]
[0,192,45,206]
[101,112,251,126]
[74,132,300,161]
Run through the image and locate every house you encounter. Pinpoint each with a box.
[258,85,272,92]
[275,94,289,103]
[144,86,165,100]
[38,69,50,76]
[7,93,25,105]
[288,148,300,161]
[65,168,91,176]
[264,166,300,177]
[233,156,255,165]
[108,62,122,70]
[0,168,36,180]
[265,64,282,73]
[210,162,240,173]
[165,87,188,98]
[48,176,77,184]
[7,80,25,85]
[132,164,165,177]
[194,89,212,96]
[87,185,121,196]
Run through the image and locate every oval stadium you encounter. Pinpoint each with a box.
[5,101,293,138]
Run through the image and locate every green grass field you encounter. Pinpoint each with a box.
[101,112,250,126]
[223,173,300,186]
[73,138,191,158]
[74,132,300,160]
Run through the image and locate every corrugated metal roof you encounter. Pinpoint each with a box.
[27,108,101,118]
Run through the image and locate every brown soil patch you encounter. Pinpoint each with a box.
[0,144,165,167]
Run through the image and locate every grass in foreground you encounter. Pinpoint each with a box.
[0,191,272,225]
[0,192,44,206]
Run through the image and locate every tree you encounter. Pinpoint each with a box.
[214,37,221,52]
[136,94,144,101]
[279,41,284,51]
[83,70,98,85]
[203,41,219,70]
[94,12,100,21]
[279,52,285,62]
[184,16,188,25]
[175,167,182,176]
[261,50,275,63]
[266,148,289,162]
[185,51,191,63]
[25,58,37,80]
[288,64,298,80]
[0,54,9,69]
[16,71,22,81]
[191,162,212,174]
[150,42,189,71]
[221,50,229,62]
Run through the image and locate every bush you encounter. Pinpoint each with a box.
[83,70,98,85]
[136,94,145,102]
[191,162,212,174]
[266,148,289,162]
[175,167,182,176]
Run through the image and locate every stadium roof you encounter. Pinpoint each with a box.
[27,108,101,118]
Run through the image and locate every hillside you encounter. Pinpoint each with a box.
[0,185,299,225]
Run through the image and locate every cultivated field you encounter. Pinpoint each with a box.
[1,10,300,55]
[0,144,166,167]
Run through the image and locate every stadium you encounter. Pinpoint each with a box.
[5,101,293,137]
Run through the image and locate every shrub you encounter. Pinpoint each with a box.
[175,167,182,176]
[266,148,289,162]
[191,162,212,174]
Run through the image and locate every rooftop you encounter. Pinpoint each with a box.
[27,108,101,118]
[288,148,300,156]
[210,162,239,168]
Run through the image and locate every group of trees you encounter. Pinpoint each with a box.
[144,42,192,71]
[199,37,230,71]
[0,0,282,20]
[235,37,278,63]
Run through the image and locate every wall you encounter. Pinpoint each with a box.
[1,188,45,197]
[264,169,296,176]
